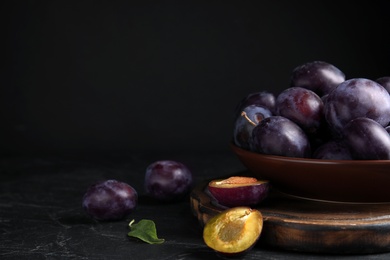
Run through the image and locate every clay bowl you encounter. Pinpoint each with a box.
[230,143,390,203]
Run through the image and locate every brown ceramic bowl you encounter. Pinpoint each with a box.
[230,143,390,203]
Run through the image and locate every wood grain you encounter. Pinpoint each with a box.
[190,180,390,254]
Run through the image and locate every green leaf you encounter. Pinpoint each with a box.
[128,219,165,244]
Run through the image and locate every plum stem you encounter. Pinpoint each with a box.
[241,111,256,126]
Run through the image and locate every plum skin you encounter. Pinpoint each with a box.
[251,116,311,158]
[233,105,272,150]
[324,78,390,134]
[203,206,263,256]
[208,176,269,207]
[342,117,390,160]
[82,179,138,221]
[312,140,353,160]
[275,87,324,134]
[235,91,276,116]
[290,60,346,96]
[144,160,193,201]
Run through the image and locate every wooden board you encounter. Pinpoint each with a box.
[190,178,390,254]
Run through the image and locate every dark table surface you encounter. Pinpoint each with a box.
[1,151,390,260]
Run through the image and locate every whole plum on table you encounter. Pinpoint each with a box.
[82,179,138,221]
[144,160,193,201]
[233,105,272,150]
[342,117,390,160]
[324,78,390,135]
[251,116,311,158]
[290,60,346,96]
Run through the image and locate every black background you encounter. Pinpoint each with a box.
[3,1,390,156]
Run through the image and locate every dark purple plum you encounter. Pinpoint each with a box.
[144,160,193,201]
[376,76,390,94]
[386,125,390,135]
[324,78,390,135]
[251,116,311,158]
[321,94,329,104]
[342,117,390,160]
[275,87,324,135]
[233,105,272,150]
[82,179,138,221]
[313,140,353,160]
[235,91,276,116]
[290,61,346,96]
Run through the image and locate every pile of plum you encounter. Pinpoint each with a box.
[233,61,390,160]
[82,160,193,221]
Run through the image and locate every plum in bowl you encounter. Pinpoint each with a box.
[230,143,390,203]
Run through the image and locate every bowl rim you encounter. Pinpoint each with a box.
[230,142,390,165]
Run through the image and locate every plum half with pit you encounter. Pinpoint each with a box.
[203,206,263,256]
[208,176,269,207]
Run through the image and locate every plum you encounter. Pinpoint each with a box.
[376,76,390,93]
[208,176,269,207]
[324,78,390,135]
[251,116,311,158]
[234,91,276,116]
[342,117,390,160]
[312,140,353,160]
[144,160,193,201]
[386,125,390,135]
[233,105,272,150]
[275,87,325,135]
[82,179,138,221]
[203,206,263,256]
[290,60,346,96]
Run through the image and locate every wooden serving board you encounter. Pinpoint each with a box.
[190,176,390,254]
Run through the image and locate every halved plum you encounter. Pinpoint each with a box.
[208,176,269,207]
[203,206,263,256]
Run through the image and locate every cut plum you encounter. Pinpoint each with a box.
[208,176,269,207]
[203,206,263,256]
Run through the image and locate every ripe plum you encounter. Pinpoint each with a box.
[235,91,276,116]
[251,116,311,158]
[342,117,390,160]
[376,76,390,93]
[144,160,193,201]
[275,87,324,134]
[324,78,390,135]
[313,140,353,160]
[290,60,346,96]
[233,105,272,150]
[82,179,138,221]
